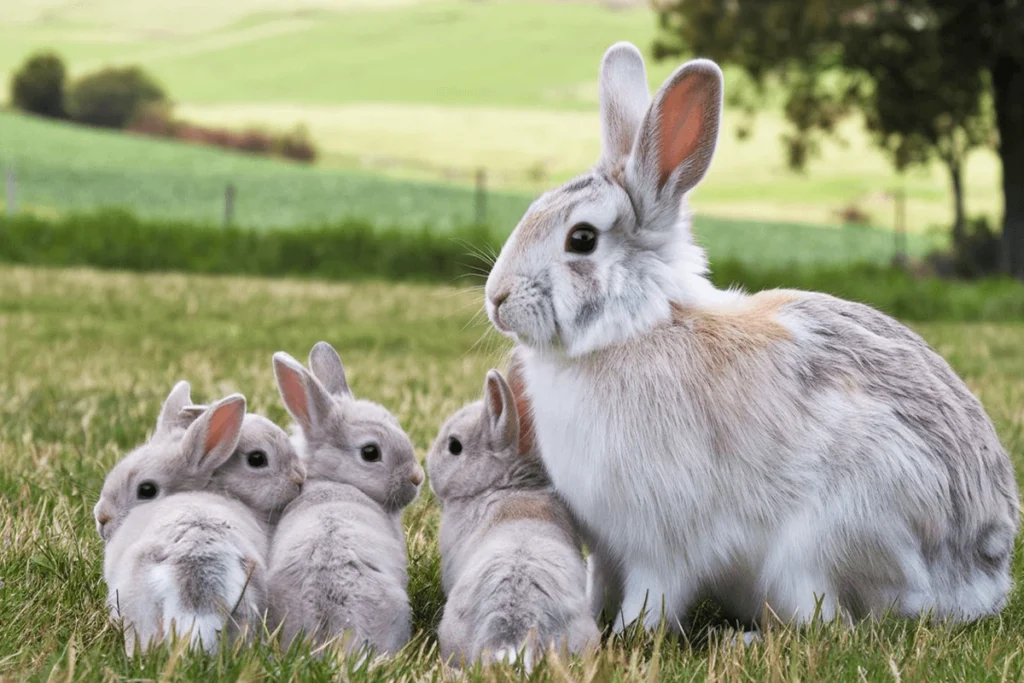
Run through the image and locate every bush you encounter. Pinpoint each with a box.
[66,66,166,129]
[0,210,1021,322]
[10,52,67,119]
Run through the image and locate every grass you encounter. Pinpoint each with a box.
[0,0,1004,230]
[1,264,1023,680]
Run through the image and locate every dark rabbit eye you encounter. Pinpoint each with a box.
[360,444,381,462]
[137,481,158,500]
[448,437,463,455]
[246,450,268,468]
[566,223,598,254]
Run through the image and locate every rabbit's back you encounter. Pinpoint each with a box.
[441,518,596,663]
[104,493,268,652]
[268,483,410,653]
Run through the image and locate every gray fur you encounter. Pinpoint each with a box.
[267,343,421,654]
[428,370,599,668]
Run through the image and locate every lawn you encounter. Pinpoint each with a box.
[1,264,1023,680]
[0,0,1004,231]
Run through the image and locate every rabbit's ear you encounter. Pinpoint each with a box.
[274,352,334,435]
[482,370,520,452]
[626,59,723,221]
[181,394,246,475]
[156,381,192,433]
[308,341,352,398]
[599,42,651,169]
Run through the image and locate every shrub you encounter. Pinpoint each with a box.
[10,52,67,119]
[274,125,318,163]
[927,217,1002,279]
[66,66,167,129]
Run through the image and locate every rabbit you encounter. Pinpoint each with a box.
[268,342,423,655]
[428,369,599,670]
[95,383,306,653]
[483,42,1020,633]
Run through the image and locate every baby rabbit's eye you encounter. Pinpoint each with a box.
[565,223,598,255]
[448,437,463,455]
[360,444,382,462]
[137,481,158,500]
[246,450,268,468]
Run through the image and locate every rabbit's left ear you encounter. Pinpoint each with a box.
[482,370,520,452]
[599,42,651,170]
[626,59,723,223]
[156,381,192,433]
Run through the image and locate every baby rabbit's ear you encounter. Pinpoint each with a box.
[180,394,246,476]
[626,57,723,224]
[177,404,208,428]
[482,370,520,452]
[156,380,192,434]
[308,341,352,398]
[273,352,334,435]
[599,41,651,170]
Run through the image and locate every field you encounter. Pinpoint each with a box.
[1,264,1023,680]
[0,0,1004,234]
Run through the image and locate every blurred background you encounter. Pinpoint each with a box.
[0,0,1021,279]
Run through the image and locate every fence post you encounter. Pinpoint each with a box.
[893,187,907,266]
[224,183,235,227]
[474,169,487,226]
[5,167,16,216]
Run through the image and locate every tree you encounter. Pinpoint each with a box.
[10,52,67,119]
[66,66,166,130]
[656,0,1024,277]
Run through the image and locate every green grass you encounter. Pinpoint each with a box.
[0,0,1004,230]
[0,112,945,265]
[1,264,1024,680]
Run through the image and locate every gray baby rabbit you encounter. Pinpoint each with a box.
[428,370,599,670]
[268,342,423,654]
[95,382,306,653]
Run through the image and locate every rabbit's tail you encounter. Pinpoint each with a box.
[487,643,536,673]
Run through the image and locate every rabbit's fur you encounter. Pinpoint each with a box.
[428,370,599,669]
[485,42,1019,631]
[268,342,422,654]
[97,385,304,653]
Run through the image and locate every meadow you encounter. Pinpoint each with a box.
[0,0,1004,233]
[1,264,1023,681]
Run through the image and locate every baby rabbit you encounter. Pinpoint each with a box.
[268,342,423,654]
[95,382,305,653]
[429,370,599,669]
[485,41,1019,632]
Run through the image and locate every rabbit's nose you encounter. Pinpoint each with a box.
[409,466,424,487]
[96,512,112,526]
[289,465,306,486]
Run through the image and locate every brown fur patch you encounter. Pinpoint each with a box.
[488,496,556,531]
[506,353,536,458]
[670,290,796,373]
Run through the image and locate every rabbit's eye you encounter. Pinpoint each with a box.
[448,437,463,455]
[137,481,158,500]
[246,450,268,468]
[360,444,382,462]
[566,223,598,254]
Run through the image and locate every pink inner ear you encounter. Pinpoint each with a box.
[205,401,243,455]
[279,367,310,427]
[658,78,705,187]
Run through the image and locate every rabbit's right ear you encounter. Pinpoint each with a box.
[180,394,246,476]
[599,42,651,170]
[482,370,520,452]
[156,381,192,434]
[273,352,334,435]
[308,341,352,397]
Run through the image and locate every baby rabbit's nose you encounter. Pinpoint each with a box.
[96,512,112,526]
[290,465,306,486]
[409,466,424,487]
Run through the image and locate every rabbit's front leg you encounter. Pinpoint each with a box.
[613,567,690,634]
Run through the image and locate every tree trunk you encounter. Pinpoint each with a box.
[947,156,966,247]
[993,54,1024,278]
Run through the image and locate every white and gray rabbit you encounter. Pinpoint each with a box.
[428,369,599,670]
[484,42,1019,632]
[95,382,305,653]
[268,342,423,654]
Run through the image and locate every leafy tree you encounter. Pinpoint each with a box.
[10,52,67,119]
[656,0,1024,277]
[67,66,167,130]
